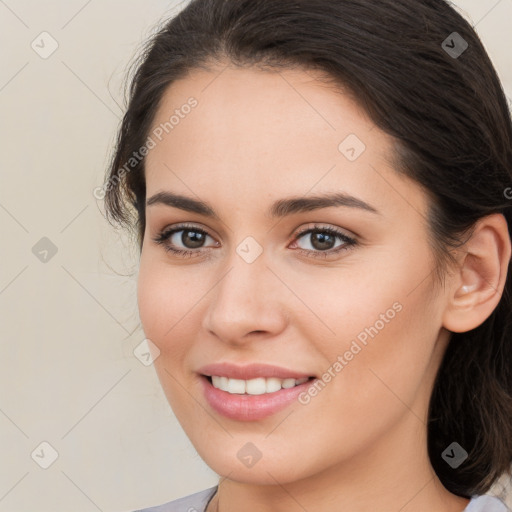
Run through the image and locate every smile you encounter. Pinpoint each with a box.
[209,375,311,395]
[197,362,317,420]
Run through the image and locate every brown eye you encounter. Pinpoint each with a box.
[152,224,218,257]
[291,225,357,259]
[307,231,337,251]
[179,229,207,249]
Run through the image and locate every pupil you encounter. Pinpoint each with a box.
[312,232,334,251]
[183,230,204,248]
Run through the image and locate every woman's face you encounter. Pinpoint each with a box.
[138,64,452,484]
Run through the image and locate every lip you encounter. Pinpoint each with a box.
[197,363,316,421]
[200,374,315,421]
[197,362,314,380]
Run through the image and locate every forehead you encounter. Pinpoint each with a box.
[146,65,377,165]
[144,65,427,221]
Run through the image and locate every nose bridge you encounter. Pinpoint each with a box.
[203,238,284,342]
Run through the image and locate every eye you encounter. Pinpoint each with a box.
[290,224,357,259]
[152,223,218,258]
[152,222,357,260]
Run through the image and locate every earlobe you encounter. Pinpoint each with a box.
[442,213,511,334]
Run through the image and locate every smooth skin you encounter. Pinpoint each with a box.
[137,63,511,512]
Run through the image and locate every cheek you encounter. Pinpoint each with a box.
[137,258,168,342]
[315,262,441,430]
[137,255,203,414]
[280,246,432,354]
[137,254,197,359]
[294,242,441,397]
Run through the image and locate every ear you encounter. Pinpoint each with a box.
[442,213,511,333]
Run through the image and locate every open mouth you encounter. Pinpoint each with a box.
[204,375,316,395]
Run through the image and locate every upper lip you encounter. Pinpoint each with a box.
[197,362,314,380]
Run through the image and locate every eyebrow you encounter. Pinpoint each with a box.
[146,191,380,219]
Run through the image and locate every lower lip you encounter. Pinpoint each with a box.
[200,375,314,421]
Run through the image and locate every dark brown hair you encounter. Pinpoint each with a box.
[103,0,512,498]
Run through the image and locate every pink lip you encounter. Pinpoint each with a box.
[197,363,316,421]
[197,362,313,380]
[200,375,314,421]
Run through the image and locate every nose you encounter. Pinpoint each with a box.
[202,247,288,347]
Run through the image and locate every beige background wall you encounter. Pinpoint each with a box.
[1,1,511,510]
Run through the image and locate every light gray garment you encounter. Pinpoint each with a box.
[464,494,510,511]
[134,486,510,512]
[134,487,217,512]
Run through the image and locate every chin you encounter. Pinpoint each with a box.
[191,436,314,486]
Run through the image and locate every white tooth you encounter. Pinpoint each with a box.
[218,376,229,391]
[266,377,282,393]
[282,378,296,389]
[227,378,246,394]
[211,375,309,394]
[246,378,267,395]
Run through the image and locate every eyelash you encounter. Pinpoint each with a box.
[152,223,357,260]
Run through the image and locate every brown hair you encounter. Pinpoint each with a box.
[103,0,512,497]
